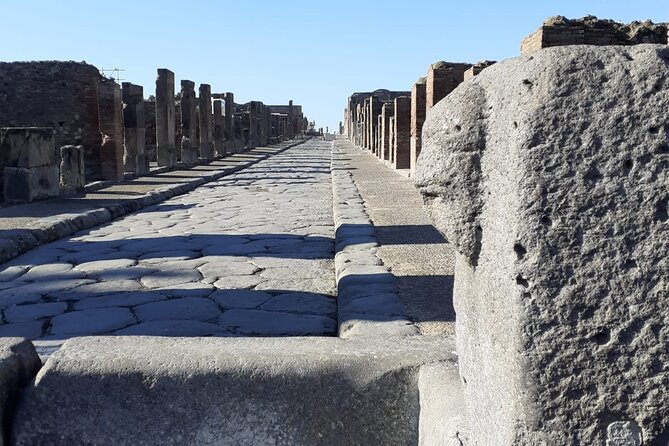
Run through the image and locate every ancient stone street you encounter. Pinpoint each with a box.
[0,141,337,341]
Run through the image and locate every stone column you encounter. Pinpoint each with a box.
[59,145,85,193]
[414,45,669,446]
[287,100,294,139]
[392,97,411,169]
[155,68,176,167]
[376,115,382,158]
[388,117,395,164]
[426,62,471,111]
[98,79,124,180]
[198,84,214,160]
[179,80,198,165]
[213,99,226,157]
[224,92,234,152]
[121,82,147,175]
[0,127,59,202]
[410,77,427,175]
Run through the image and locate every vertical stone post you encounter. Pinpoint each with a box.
[97,79,125,180]
[213,99,226,157]
[248,103,257,149]
[288,100,294,139]
[224,92,234,152]
[59,145,85,192]
[426,62,471,111]
[180,80,198,165]
[376,115,382,158]
[362,98,370,149]
[198,84,214,160]
[122,82,147,175]
[388,117,395,165]
[155,68,176,167]
[393,97,411,169]
[410,77,427,175]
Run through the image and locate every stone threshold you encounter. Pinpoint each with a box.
[0,139,308,265]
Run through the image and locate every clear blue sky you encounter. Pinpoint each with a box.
[2,1,667,132]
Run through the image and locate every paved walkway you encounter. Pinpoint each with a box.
[0,140,335,342]
[336,138,456,336]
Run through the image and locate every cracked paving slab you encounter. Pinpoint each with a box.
[0,140,336,345]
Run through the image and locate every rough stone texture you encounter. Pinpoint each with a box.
[59,145,85,190]
[144,98,157,162]
[121,82,147,175]
[198,84,214,160]
[0,61,103,181]
[410,77,427,175]
[12,336,455,446]
[425,61,471,110]
[97,78,124,180]
[224,92,234,152]
[414,45,669,445]
[393,97,411,169]
[213,99,226,157]
[521,15,669,54]
[463,60,496,80]
[4,166,59,203]
[179,80,198,165]
[380,103,394,161]
[155,69,176,167]
[0,338,41,446]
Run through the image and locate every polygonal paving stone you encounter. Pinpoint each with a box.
[73,291,169,310]
[213,275,263,290]
[86,267,158,281]
[49,308,136,336]
[73,258,137,273]
[133,297,221,322]
[153,282,215,297]
[260,293,336,316]
[0,266,27,282]
[218,309,335,335]
[18,263,76,282]
[0,320,46,339]
[4,302,68,322]
[140,270,202,289]
[113,320,230,336]
[52,280,142,300]
[198,261,261,280]
[210,290,273,309]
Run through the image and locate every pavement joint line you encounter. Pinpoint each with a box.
[331,139,419,339]
[0,139,309,265]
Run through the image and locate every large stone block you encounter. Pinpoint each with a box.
[59,145,85,190]
[0,338,41,446]
[0,127,56,169]
[213,99,225,157]
[393,96,411,169]
[179,80,198,165]
[122,82,148,175]
[97,79,124,180]
[198,84,214,160]
[425,61,471,110]
[410,77,427,175]
[155,69,176,167]
[12,336,457,446]
[4,165,59,203]
[224,92,234,151]
[414,45,669,445]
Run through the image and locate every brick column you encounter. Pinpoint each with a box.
[155,69,176,167]
[224,92,234,153]
[122,82,147,175]
[393,97,411,169]
[426,62,471,111]
[198,84,213,160]
[213,99,226,157]
[410,77,427,175]
[98,79,124,180]
[381,103,394,161]
[180,80,198,165]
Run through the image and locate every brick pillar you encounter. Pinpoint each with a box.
[121,82,147,175]
[410,77,427,175]
[213,99,225,157]
[98,80,124,180]
[362,98,370,149]
[288,100,294,139]
[224,92,234,153]
[198,84,213,160]
[381,103,394,161]
[426,62,471,111]
[155,68,176,167]
[248,103,258,149]
[393,97,411,169]
[376,115,382,158]
[180,80,198,165]
[388,117,395,165]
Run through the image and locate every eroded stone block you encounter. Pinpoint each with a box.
[122,82,148,175]
[4,165,59,203]
[198,84,213,160]
[180,80,198,165]
[415,44,669,445]
[155,69,176,167]
[59,145,85,190]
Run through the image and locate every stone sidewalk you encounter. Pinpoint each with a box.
[0,140,336,350]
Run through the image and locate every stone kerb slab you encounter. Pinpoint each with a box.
[155,69,176,167]
[0,128,59,203]
[414,44,669,445]
[0,338,41,446]
[11,336,457,445]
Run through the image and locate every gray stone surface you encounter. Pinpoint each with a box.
[218,309,335,335]
[0,338,41,446]
[134,297,220,322]
[12,336,455,446]
[414,44,669,445]
[49,308,136,336]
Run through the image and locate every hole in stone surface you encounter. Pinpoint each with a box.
[622,259,638,270]
[522,79,533,86]
[513,121,518,129]
[515,274,529,288]
[593,329,611,345]
[649,126,660,134]
[455,125,462,132]
[583,307,596,319]
[655,198,668,222]
[514,243,527,260]
[540,215,553,227]
[623,159,633,172]
[637,154,652,166]
[657,144,669,154]
[471,225,483,267]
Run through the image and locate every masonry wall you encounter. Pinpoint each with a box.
[426,62,471,110]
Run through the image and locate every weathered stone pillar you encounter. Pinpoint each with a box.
[410,77,427,175]
[381,103,394,161]
[415,45,669,446]
[178,80,198,165]
[388,116,395,164]
[213,99,225,157]
[198,84,213,160]
[288,100,294,139]
[97,79,124,180]
[224,92,234,152]
[464,60,496,81]
[59,145,85,192]
[426,62,471,111]
[155,69,176,167]
[376,115,382,158]
[392,97,411,169]
[0,127,59,202]
[122,82,148,175]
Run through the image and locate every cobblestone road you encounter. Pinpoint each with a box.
[0,141,336,340]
